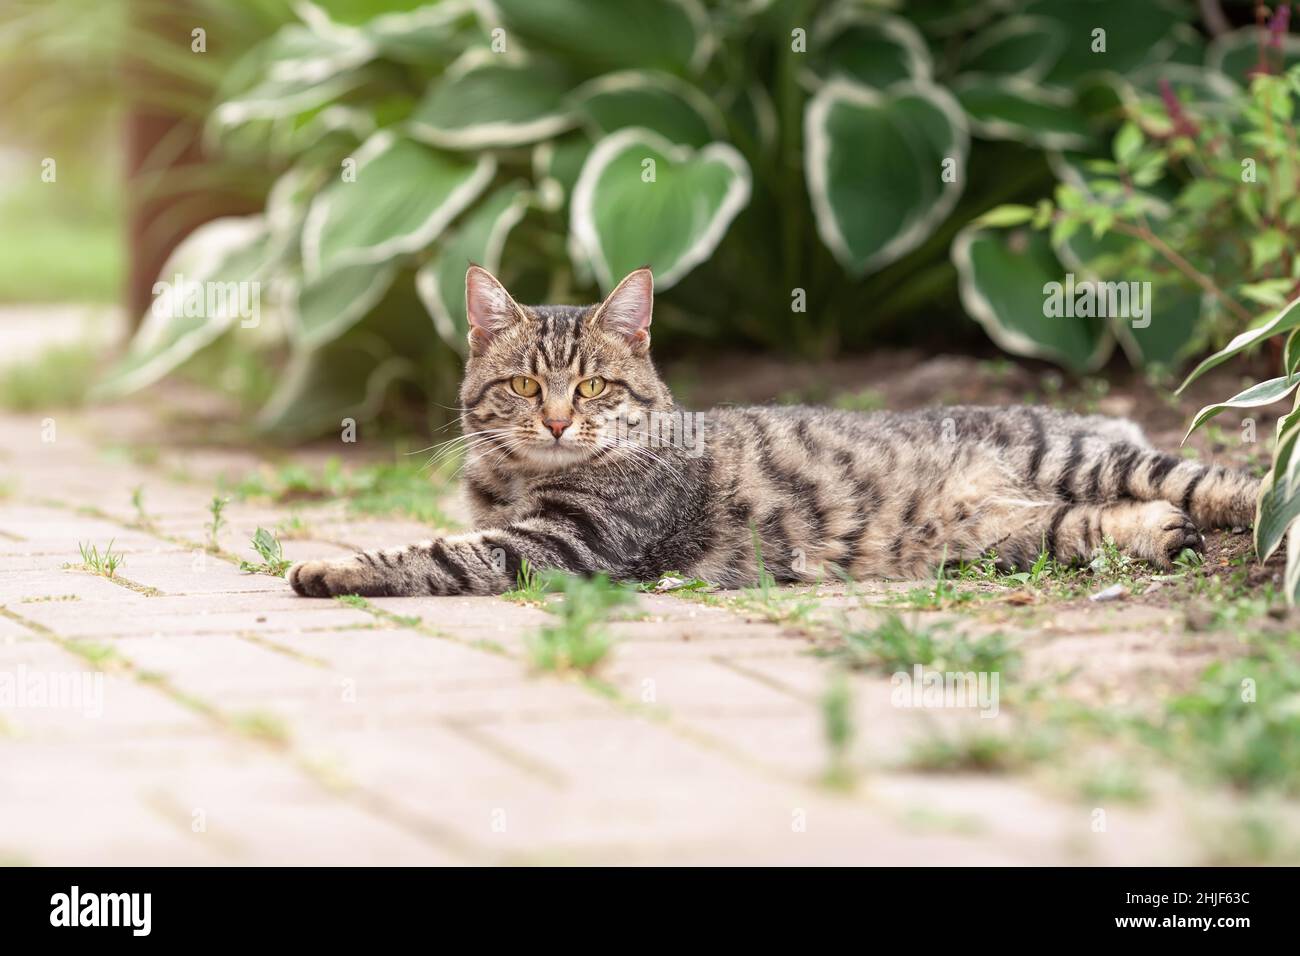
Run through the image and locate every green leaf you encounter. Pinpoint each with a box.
[1111,284,1203,371]
[955,77,1094,150]
[94,216,272,398]
[1024,0,1192,84]
[1256,468,1300,562]
[416,183,532,354]
[952,224,1111,373]
[975,205,1036,228]
[1285,519,1300,606]
[1250,229,1289,272]
[570,127,751,290]
[573,70,724,148]
[301,0,477,65]
[484,0,708,74]
[211,25,373,127]
[805,79,969,274]
[812,8,932,87]
[409,52,576,150]
[1178,296,1300,391]
[1208,28,1300,84]
[301,132,494,276]
[256,331,418,439]
[299,0,439,27]
[533,132,593,211]
[1286,329,1300,377]
[1183,375,1300,442]
[959,15,1065,81]
[1275,392,1300,492]
[1112,121,1142,165]
[295,261,398,350]
[1238,279,1294,308]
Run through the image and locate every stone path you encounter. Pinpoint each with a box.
[0,386,1282,866]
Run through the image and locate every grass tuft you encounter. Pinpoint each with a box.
[73,539,124,579]
[239,527,292,577]
[528,573,634,674]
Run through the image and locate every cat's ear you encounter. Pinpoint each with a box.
[591,267,653,352]
[465,264,525,352]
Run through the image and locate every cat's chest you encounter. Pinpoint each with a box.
[464,468,530,525]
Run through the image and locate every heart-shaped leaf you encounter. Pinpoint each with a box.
[1024,0,1192,84]
[959,15,1065,81]
[485,0,708,74]
[952,224,1112,373]
[416,183,532,353]
[211,25,374,127]
[257,337,417,438]
[95,216,274,398]
[1111,284,1204,370]
[301,132,494,275]
[409,52,576,150]
[1054,227,1203,370]
[570,127,751,290]
[533,132,593,211]
[573,70,724,148]
[299,0,442,27]
[1208,27,1300,83]
[955,76,1094,150]
[295,260,398,350]
[299,0,475,64]
[805,79,968,274]
[811,8,931,87]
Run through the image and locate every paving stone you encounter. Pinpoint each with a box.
[103,550,287,595]
[601,658,808,717]
[14,593,373,637]
[0,737,453,865]
[0,504,169,554]
[0,640,209,738]
[0,566,151,604]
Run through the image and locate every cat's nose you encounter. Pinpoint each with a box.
[544,418,571,438]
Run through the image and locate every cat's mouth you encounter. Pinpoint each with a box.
[518,439,597,469]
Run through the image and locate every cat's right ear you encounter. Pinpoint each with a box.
[465,265,525,353]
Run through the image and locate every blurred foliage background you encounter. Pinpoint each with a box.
[0,0,1293,438]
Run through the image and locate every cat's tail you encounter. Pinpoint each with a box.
[1124,451,1261,529]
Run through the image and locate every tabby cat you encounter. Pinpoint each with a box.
[288,265,1259,597]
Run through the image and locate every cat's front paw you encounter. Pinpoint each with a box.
[288,558,382,598]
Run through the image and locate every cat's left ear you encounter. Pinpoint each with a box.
[591,267,653,352]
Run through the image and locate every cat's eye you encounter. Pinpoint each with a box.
[510,376,540,398]
[576,376,606,398]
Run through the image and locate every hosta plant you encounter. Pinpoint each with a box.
[97,0,1205,436]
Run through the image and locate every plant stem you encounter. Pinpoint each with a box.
[1108,220,1253,323]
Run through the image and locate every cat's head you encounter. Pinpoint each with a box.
[458,265,673,472]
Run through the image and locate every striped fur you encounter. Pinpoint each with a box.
[289,268,1261,597]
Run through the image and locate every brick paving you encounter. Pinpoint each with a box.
[0,391,1259,866]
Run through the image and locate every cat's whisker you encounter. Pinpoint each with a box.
[420,429,519,472]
